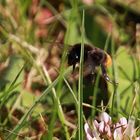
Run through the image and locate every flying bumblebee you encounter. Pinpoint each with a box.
[68,43,115,84]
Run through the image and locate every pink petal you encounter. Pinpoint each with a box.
[100,112,111,124]
[119,117,127,128]
[84,123,93,140]
[113,126,123,139]
[93,120,99,129]
[105,125,112,137]
[86,134,94,140]
[98,121,105,133]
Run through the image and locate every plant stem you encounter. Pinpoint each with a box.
[78,10,85,140]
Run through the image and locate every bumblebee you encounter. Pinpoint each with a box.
[68,44,114,83]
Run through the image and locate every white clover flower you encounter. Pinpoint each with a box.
[84,112,139,140]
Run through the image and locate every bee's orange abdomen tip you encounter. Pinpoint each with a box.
[105,54,112,67]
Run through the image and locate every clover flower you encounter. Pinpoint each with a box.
[84,112,139,140]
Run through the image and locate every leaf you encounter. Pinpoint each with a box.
[108,47,140,115]
[21,90,44,115]
[0,55,24,91]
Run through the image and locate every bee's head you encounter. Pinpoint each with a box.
[68,44,93,66]
[68,44,81,66]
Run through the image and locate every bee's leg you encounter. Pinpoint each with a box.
[101,64,118,84]
[101,64,113,83]
[72,64,76,73]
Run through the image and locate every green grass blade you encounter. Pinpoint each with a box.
[78,10,85,140]
[110,38,119,118]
